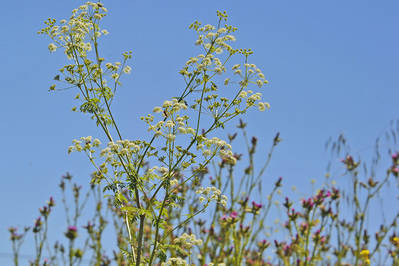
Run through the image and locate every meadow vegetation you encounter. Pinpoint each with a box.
[9,2,399,265]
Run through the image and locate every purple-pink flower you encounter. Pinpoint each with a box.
[252,201,262,210]
[230,211,238,219]
[68,226,77,232]
[65,226,78,240]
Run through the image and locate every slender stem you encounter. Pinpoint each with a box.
[135,214,146,266]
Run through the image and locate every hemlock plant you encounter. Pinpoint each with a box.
[38,2,269,265]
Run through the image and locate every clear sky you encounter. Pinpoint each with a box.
[1,0,399,263]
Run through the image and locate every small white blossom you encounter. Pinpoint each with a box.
[93,13,102,20]
[239,91,247,98]
[61,25,69,33]
[68,146,74,154]
[186,127,195,135]
[206,32,216,39]
[203,149,211,157]
[220,200,227,207]
[234,69,242,75]
[153,106,162,113]
[123,66,132,74]
[84,42,92,51]
[166,133,176,141]
[232,64,240,70]
[258,102,270,111]
[178,127,187,134]
[215,47,223,54]
[162,100,173,108]
[165,120,175,128]
[225,35,236,41]
[170,179,178,186]
[48,43,57,52]
[217,28,227,34]
[258,102,266,111]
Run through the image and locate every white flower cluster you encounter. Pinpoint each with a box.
[258,101,271,111]
[105,62,132,79]
[173,233,203,249]
[68,136,101,154]
[162,98,188,113]
[232,63,268,88]
[196,186,228,207]
[195,25,236,54]
[177,16,271,140]
[148,96,239,171]
[41,2,108,59]
[180,53,227,78]
[245,91,262,106]
[40,1,133,110]
[161,257,188,266]
[194,136,234,162]
[144,98,193,145]
[180,19,238,80]
[151,166,180,181]
[99,140,141,161]
[105,62,120,72]
[123,65,132,74]
[219,148,237,166]
[169,178,179,186]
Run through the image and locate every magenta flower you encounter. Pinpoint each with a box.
[230,211,238,219]
[65,226,78,240]
[283,197,292,209]
[8,227,23,241]
[39,206,50,217]
[302,197,314,209]
[252,201,262,210]
[68,226,77,232]
[331,187,340,200]
[221,211,239,223]
[33,217,42,233]
[257,239,270,250]
[47,196,55,207]
[341,155,358,170]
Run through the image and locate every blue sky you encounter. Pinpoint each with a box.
[1,0,399,263]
